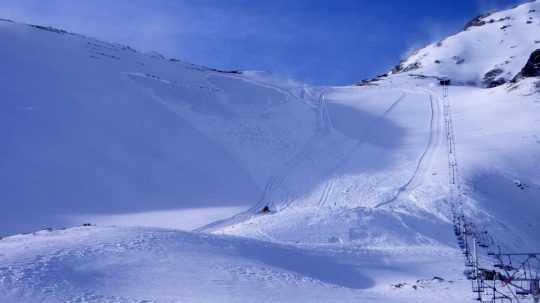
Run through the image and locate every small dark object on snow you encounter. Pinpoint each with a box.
[209,68,242,74]
[452,56,465,65]
[82,223,93,227]
[392,283,407,288]
[433,276,445,282]
[261,206,271,214]
[479,269,497,281]
[440,78,451,86]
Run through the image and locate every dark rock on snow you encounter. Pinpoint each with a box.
[464,13,492,30]
[513,49,540,81]
[483,68,507,88]
[392,61,422,74]
[520,49,540,77]
[29,24,69,34]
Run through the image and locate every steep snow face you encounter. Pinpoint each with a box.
[393,1,540,87]
[207,1,540,251]
[0,20,319,235]
[207,80,457,247]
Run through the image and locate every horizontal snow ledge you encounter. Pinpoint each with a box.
[62,206,248,231]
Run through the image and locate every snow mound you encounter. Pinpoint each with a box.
[0,225,468,303]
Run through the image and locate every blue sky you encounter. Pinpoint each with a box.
[1,0,529,85]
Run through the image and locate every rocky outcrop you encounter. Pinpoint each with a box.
[483,68,507,88]
[519,49,540,77]
[29,24,69,34]
[513,49,540,81]
[463,13,511,31]
[464,13,492,29]
[392,61,422,74]
[356,73,388,86]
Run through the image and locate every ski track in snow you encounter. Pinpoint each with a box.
[249,87,331,212]
[192,84,336,235]
[374,90,442,208]
[249,88,334,240]
[264,91,332,210]
[214,85,332,220]
[311,92,409,213]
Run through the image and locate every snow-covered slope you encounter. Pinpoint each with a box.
[205,82,456,247]
[0,225,469,303]
[204,1,540,252]
[0,19,320,236]
[2,1,540,302]
[446,78,540,251]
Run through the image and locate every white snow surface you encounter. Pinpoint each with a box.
[1,1,540,302]
[0,19,317,235]
[0,226,469,303]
